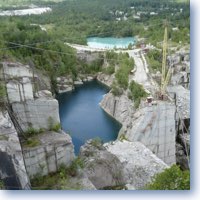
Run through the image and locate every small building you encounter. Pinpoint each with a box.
[150,12,158,15]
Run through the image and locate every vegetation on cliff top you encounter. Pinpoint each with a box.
[31,157,84,190]
[0,83,6,108]
[146,49,162,73]
[129,80,148,108]
[145,165,190,190]
[0,180,4,189]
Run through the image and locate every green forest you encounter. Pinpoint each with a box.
[0,0,189,90]
[0,0,190,44]
[0,0,190,190]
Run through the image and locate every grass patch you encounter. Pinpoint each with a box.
[23,138,40,148]
[31,158,84,190]
[90,137,103,150]
[48,117,61,132]
[0,83,6,109]
[24,127,41,137]
[0,180,4,189]
[0,135,9,141]
[51,123,61,132]
[118,134,128,142]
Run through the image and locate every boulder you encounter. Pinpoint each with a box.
[22,131,75,178]
[97,73,114,87]
[80,140,168,190]
[105,140,168,189]
[59,85,74,93]
[62,172,96,190]
[184,54,190,62]
[80,140,126,189]
[87,76,94,81]
[74,80,83,86]
[56,77,61,82]
[36,90,52,99]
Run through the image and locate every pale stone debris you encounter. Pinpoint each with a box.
[80,140,168,189]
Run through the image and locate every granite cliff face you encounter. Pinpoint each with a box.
[0,62,75,187]
[0,111,30,189]
[23,131,75,178]
[99,92,135,132]
[0,44,189,189]
[80,140,168,189]
[99,89,176,165]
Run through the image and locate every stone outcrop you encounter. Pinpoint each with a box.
[1,62,75,188]
[56,75,95,93]
[56,76,74,93]
[125,101,176,165]
[0,111,30,189]
[100,91,176,166]
[22,131,75,178]
[100,92,135,131]
[169,48,190,90]
[97,73,115,87]
[80,140,125,189]
[62,172,96,190]
[2,62,61,132]
[11,98,60,131]
[76,51,102,64]
[3,62,33,79]
[167,85,190,120]
[80,140,168,189]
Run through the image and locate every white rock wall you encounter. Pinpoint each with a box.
[3,62,33,79]
[100,92,135,130]
[12,99,60,131]
[127,102,176,165]
[0,111,30,189]
[100,92,176,165]
[1,62,76,184]
[97,73,115,87]
[23,132,74,178]
[6,79,34,103]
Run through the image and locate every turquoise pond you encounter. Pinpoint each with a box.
[57,80,122,155]
[87,37,135,49]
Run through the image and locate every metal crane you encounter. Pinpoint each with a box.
[160,24,173,100]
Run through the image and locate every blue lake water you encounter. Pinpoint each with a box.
[57,80,122,155]
[87,37,135,49]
